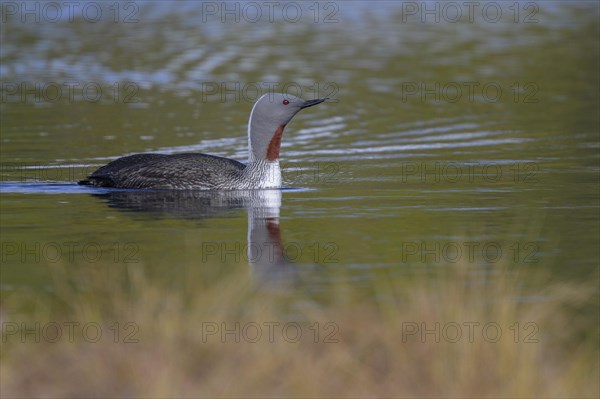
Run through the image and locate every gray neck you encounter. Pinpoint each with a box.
[248,115,277,163]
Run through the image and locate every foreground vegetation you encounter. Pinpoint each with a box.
[1,260,598,398]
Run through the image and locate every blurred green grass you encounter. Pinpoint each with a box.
[1,258,597,398]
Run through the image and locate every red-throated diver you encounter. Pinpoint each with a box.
[78,93,327,189]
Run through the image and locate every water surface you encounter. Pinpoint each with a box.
[1,1,598,305]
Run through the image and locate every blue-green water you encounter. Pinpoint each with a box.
[1,0,598,311]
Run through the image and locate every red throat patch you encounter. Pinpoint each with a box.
[266,124,286,161]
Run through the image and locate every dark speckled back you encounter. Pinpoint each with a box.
[79,153,246,189]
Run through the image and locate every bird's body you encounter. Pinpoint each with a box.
[79,153,280,190]
[79,94,326,190]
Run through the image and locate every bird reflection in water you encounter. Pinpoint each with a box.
[91,188,298,285]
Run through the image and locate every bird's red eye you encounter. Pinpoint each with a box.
[283,99,289,105]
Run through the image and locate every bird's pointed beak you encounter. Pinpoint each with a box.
[300,97,328,109]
